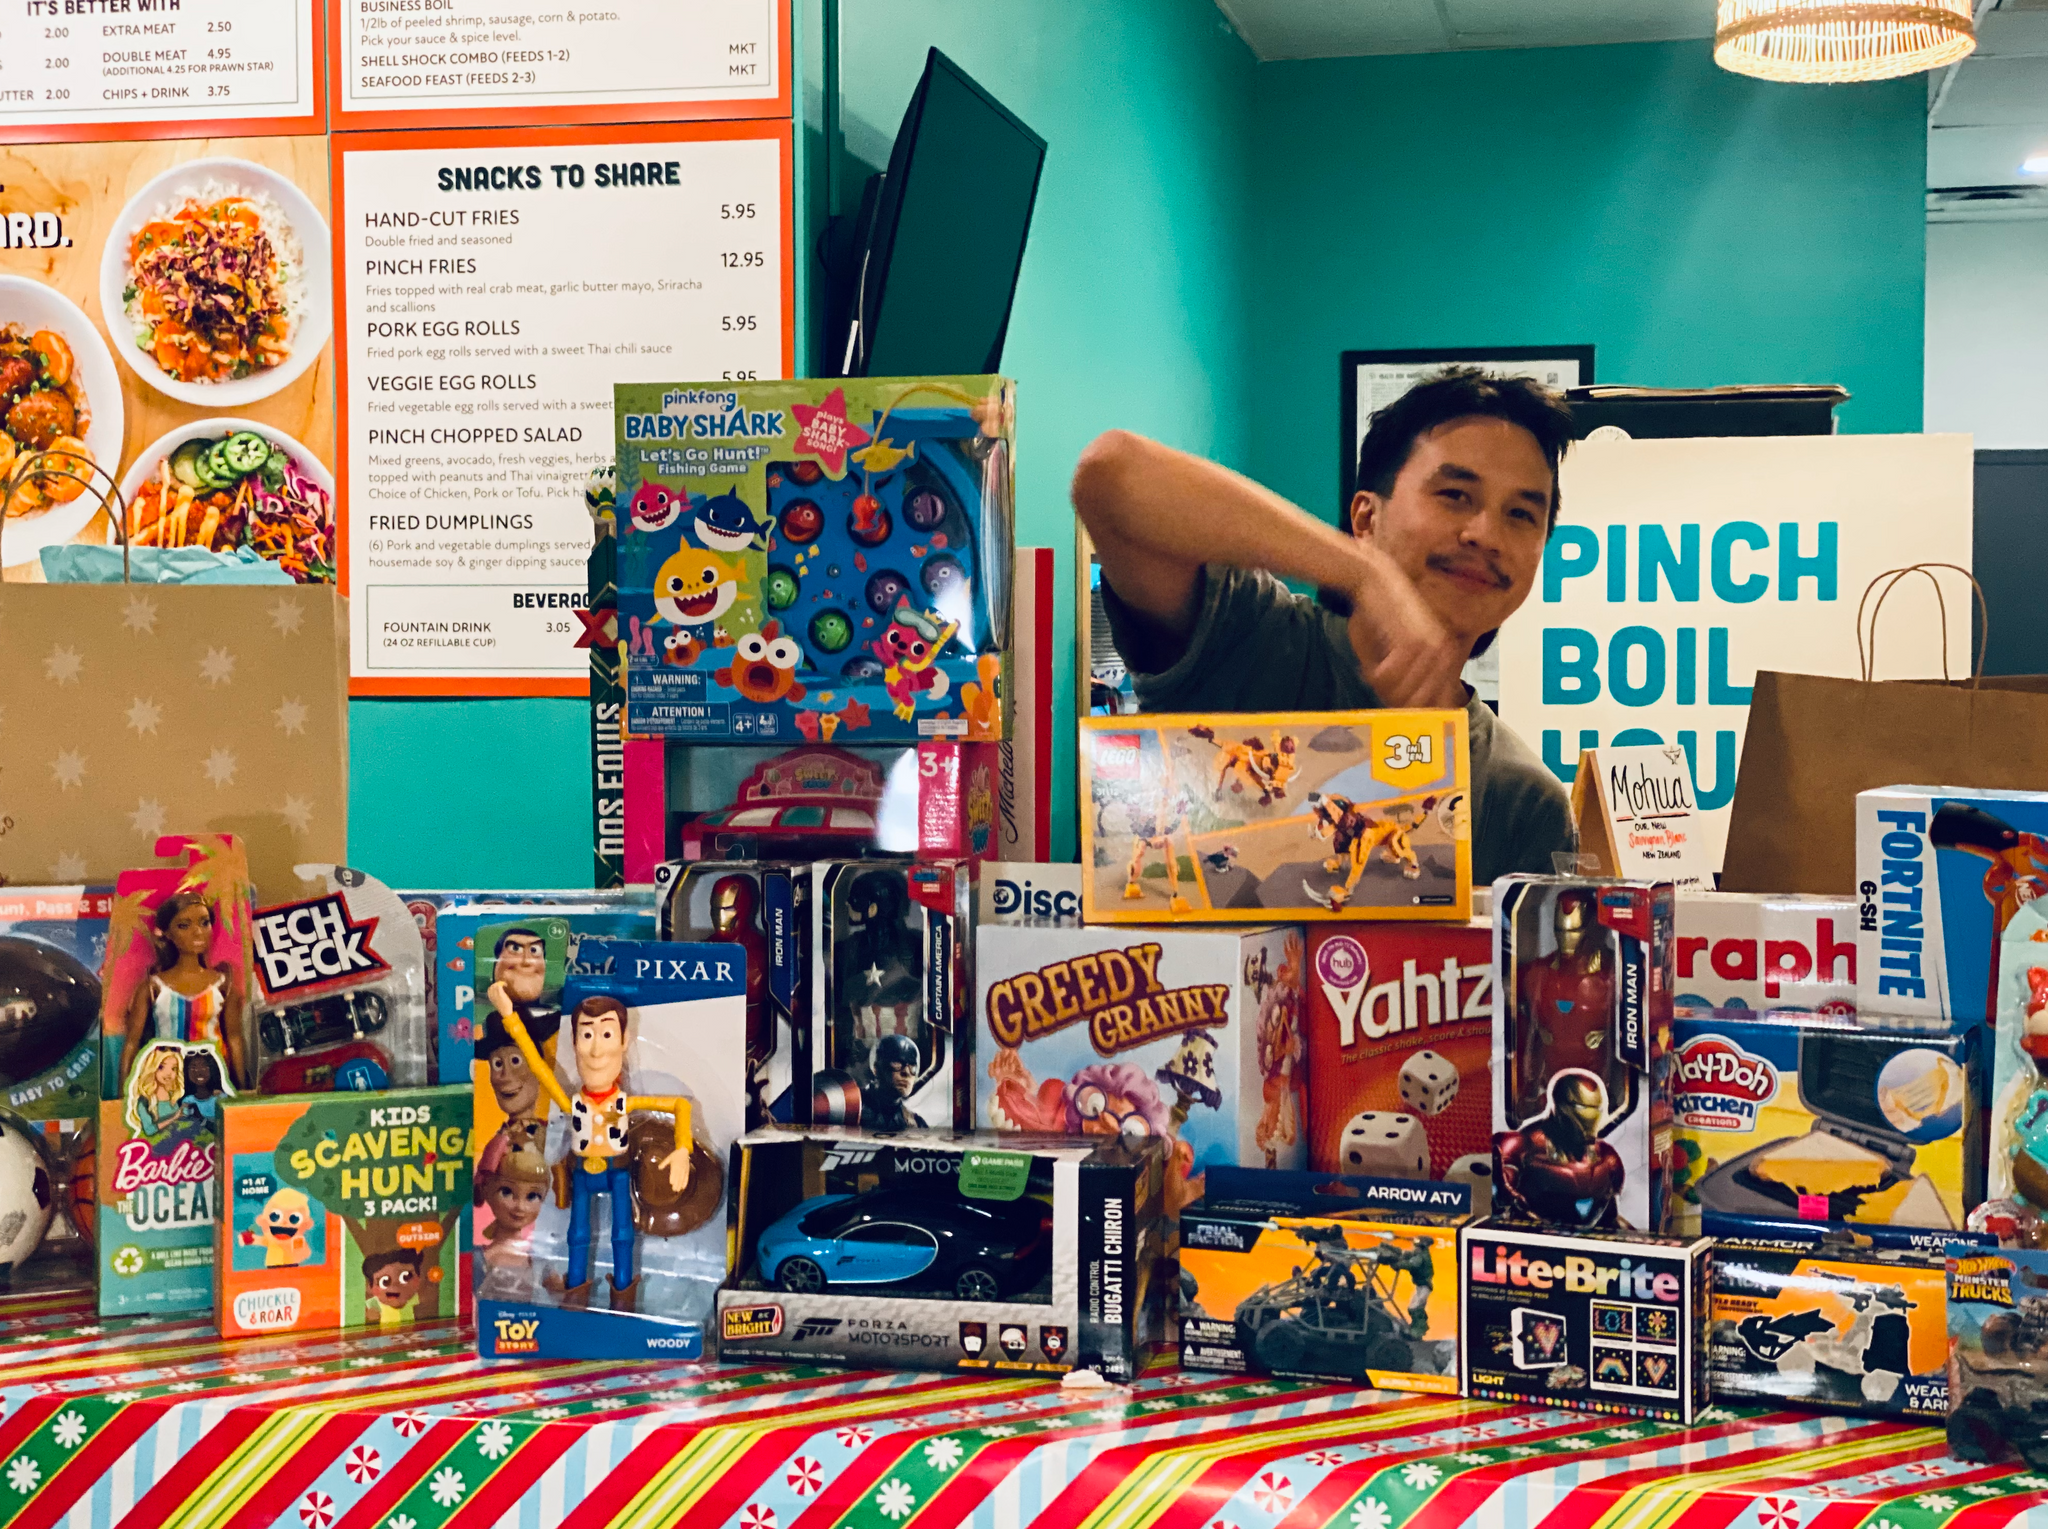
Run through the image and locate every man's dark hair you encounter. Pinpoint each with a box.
[1353,366,1575,530]
[494,925,545,957]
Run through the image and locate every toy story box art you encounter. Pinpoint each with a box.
[974,925,1307,1218]
[215,1085,474,1339]
[1079,711,1471,924]
[614,378,1015,745]
[1178,1168,1470,1391]
[1459,1220,1712,1424]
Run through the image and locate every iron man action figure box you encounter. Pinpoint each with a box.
[1491,877,1677,1235]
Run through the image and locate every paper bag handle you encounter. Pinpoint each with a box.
[0,447,132,584]
[1856,562,1987,688]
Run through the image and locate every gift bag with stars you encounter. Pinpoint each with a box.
[0,582,348,900]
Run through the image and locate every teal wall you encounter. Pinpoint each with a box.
[1246,41,1927,519]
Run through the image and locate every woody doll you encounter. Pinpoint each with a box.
[499,994,694,1312]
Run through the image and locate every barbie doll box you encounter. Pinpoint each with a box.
[215,1085,474,1338]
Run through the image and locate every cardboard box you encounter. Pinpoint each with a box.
[978,862,1083,929]
[615,376,1014,745]
[1671,1011,1983,1236]
[217,1085,473,1338]
[1700,1210,1995,1256]
[1947,1247,2048,1467]
[1459,1219,1711,1423]
[716,1127,1166,1379]
[1179,1168,1469,1390]
[1674,892,1859,1014]
[1079,711,1471,924]
[1492,878,1675,1233]
[974,925,1305,1213]
[1305,921,1494,1211]
[1708,1235,1949,1418]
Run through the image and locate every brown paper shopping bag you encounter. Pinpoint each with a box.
[1721,564,2048,895]
[0,505,348,898]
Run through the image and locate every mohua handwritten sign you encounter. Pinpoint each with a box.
[1571,743,1711,889]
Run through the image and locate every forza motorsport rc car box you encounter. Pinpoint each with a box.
[717,1126,1167,1378]
[1178,1167,1471,1391]
[1459,1219,1712,1424]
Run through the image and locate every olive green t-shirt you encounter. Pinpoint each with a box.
[1099,564,1575,886]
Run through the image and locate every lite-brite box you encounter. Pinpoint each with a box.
[974,925,1306,1215]
[615,377,1014,744]
[1947,1246,2048,1467]
[1458,1219,1711,1423]
[1305,921,1494,1212]
[1674,893,1859,1014]
[1492,878,1675,1234]
[717,1127,1167,1379]
[1707,1235,1949,1418]
[1179,1168,1470,1390]
[1856,786,2048,1023]
[216,1085,473,1338]
[1079,712,1471,923]
[1671,1011,1982,1236]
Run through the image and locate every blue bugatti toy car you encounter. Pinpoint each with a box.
[756,1185,1052,1301]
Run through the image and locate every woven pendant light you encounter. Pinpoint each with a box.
[1715,0,1976,82]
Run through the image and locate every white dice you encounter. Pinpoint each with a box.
[1338,1110,1430,1179]
[1398,1049,1459,1117]
[1446,1152,1496,1217]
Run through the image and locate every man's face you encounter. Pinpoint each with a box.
[575,1013,627,1091]
[489,1045,540,1116]
[1351,417,1552,646]
[885,1059,916,1098]
[495,933,549,1004]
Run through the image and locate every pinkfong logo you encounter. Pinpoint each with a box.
[1673,1037,1779,1130]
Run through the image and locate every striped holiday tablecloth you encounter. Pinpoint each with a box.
[0,1289,2040,1529]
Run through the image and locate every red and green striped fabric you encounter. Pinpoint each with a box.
[0,1290,2038,1529]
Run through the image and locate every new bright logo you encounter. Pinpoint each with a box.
[1673,1037,1779,1130]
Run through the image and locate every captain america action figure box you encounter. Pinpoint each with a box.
[1491,877,1677,1235]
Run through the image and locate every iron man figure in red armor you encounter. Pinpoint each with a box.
[1495,1071,1625,1228]
[1514,888,1621,1121]
[709,875,773,1125]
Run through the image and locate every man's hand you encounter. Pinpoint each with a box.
[486,981,515,1018]
[658,1146,693,1193]
[1339,544,1469,709]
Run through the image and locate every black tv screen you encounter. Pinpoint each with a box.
[852,49,1046,378]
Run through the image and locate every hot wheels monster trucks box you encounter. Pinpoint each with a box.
[975,924,1305,1219]
[1179,1167,1470,1391]
[1674,892,1859,1015]
[1947,1245,2048,1466]
[1459,1219,1711,1423]
[1078,711,1471,924]
[1671,1010,1983,1237]
[216,1085,474,1338]
[1305,920,1494,1211]
[716,1126,1167,1379]
[1708,1234,1949,1418]
[615,377,1014,745]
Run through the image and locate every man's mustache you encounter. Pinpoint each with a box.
[1426,552,1511,589]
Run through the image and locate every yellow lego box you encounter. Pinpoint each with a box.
[1177,1168,1470,1390]
[1080,712,1471,923]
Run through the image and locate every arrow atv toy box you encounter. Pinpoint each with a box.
[1079,711,1471,924]
[615,377,1014,745]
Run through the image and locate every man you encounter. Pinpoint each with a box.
[485,926,560,1032]
[1072,368,1575,882]
[862,1033,925,1131]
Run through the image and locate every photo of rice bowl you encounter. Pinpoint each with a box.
[0,276,125,564]
[99,157,331,407]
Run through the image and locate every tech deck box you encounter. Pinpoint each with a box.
[1946,1246,2048,1467]
[1079,711,1471,924]
[1707,1234,1949,1418]
[974,925,1305,1214]
[1306,920,1494,1211]
[1179,1168,1470,1391]
[1856,786,2048,1023]
[1675,893,1859,1015]
[1492,878,1675,1234]
[216,1085,474,1338]
[615,377,1015,745]
[1458,1219,1712,1423]
[716,1126,1167,1379]
[1670,1010,1983,1236]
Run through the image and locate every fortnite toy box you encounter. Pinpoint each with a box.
[974,925,1307,1217]
[615,378,1015,744]
[1304,921,1495,1213]
[1458,1220,1712,1424]
[1674,893,1858,1014]
[1179,1168,1470,1392]
[1669,1010,1983,1237]
[216,1085,474,1339]
[1078,711,1471,923]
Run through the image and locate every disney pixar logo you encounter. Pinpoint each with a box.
[491,1317,540,1353]
[1673,1037,1778,1130]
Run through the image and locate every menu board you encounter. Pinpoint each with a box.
[334,121,792,694]
[0,0,324,141]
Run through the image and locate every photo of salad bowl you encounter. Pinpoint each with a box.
[118,418,335,582]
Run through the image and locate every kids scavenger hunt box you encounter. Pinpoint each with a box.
[613,378,1015,744]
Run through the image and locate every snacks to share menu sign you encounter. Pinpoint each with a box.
[0,0,791,699]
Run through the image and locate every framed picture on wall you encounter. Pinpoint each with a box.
[1339,345,1595,511]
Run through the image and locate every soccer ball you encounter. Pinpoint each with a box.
[0,1117,55,1272]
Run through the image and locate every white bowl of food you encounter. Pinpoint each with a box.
[118,418,336,583]
[0,276,126,567]
[99,157,332,407]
